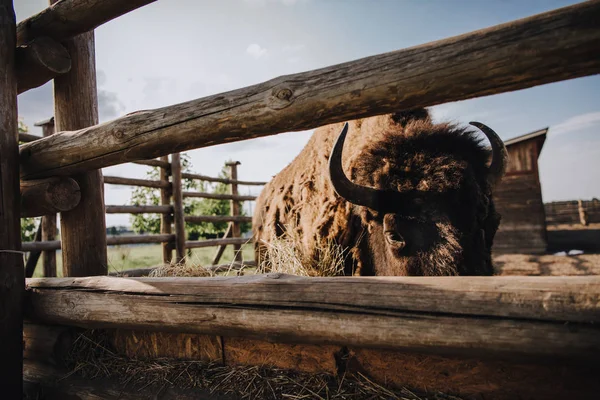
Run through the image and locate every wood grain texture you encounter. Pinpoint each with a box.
[183,172,266,186]
[103,175,170,188]
[20,177,81,217]
[132,158,170,168]
[227,162,243,263]
[16,36,70,94]
[40,120,57,277]
[52,18,107,277]
[16,0,157,46]
[19,0,600,179]
[160,155,173,264]
[0,0,24,395]
[25,274,600,361]
[171,153,186,263]
[18,132,41,143]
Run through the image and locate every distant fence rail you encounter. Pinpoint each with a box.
[545,199,600,226]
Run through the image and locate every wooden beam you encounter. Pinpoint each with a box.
[16,36,70,94]
[105,205,172,214]
[211,223,232,265]
[17,0,156,47]
[186,215,252,224]
[0,0,24,395]
[25,275,600,361]
[159,155,173,264]
[103,175,170,189]
[40,118,57,277]
[24,225,43,279]
[185,237,250,249]
[171,153,186,263]
[22,234,175,252]
[183,172,266,186]
[18,132,42,143]
[19,1,600,179]
[182,191,256,201]
[131,158,170,169]
[228,162,243,263]
[20,177,81,217]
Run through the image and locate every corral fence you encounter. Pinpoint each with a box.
[2,0,600,399]
[19,122,265,277]
[545,198,600,226]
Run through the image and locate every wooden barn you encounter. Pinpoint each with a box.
[492,128,549,254]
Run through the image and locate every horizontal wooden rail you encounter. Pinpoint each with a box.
[185,215,252,224]
[182,173,266,186]
[131,159,170,169]
[185,237,250,249]
[103,176,170,189]
[22,234,174,251]
[182,191,256,201]
[17,0,156,45]
[18,133,42,143]
[24,275,600,360]
[110,261,257,277]
[20,177,80,217]
[20,1,600,179]
[105,205,172,214]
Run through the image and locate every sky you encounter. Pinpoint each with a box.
[15,0,600,227]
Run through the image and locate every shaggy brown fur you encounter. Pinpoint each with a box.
[253,108,501,276]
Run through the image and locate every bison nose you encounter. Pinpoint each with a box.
[385,230,406,250]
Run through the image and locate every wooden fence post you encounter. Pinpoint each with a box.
[171,153,186,263]
[0,0,25,395]
[160,155,173,264]
[578,199,589,226]
[35,118,57,276]
[51,0,107,277]
[227,161,243,263]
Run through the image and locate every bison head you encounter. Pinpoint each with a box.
[328,112,507,276]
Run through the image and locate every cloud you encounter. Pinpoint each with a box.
[98,89,125,122]
[551,112,600,136]
[246,43,268,59]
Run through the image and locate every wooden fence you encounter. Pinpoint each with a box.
[2,0,600,398]
[20,125,264,276]
[545,198,600,226]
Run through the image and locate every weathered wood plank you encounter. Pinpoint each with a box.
[0,0,24,395]
[183,172,266,186]
[18,132,42,143]
[40,119,57,277]
[19,1,600,179]
[103,175,170,188]
[182,191,256,201]
[211,223,232,265]
[20,177,81,217]
[16,36,70,94]
[132,158,170,168]
[227,162,243,263]
[25,275,600,360]
[24,225,43,278]
[17,0,157,46]
[160,155,173,264]
[105,204,172,214]
[171,153,186,263]
[22,234,175,252]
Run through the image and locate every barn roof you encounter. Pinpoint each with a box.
[504,127,548,147]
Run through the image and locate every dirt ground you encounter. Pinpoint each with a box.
[493,253,600,276]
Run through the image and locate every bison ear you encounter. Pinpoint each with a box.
[391,108,431,127]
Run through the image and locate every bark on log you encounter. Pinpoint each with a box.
[182,191,256,201]
[183,172,266,186]
[0,1,24,395]
[19,1,600,179]
[17,0,157,46]
[171,153,186,263]
[20,177,81,217]
[52,8,107,277]
[185,237,250,249]
[185,215,253,224]
[16,36,70,94]
[25,274,600,361]
[103,175,170,188]
[105,205,172,214]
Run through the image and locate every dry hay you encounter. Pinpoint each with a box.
[63,330,462,400]
[148,261,214,277]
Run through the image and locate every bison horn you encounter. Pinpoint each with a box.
[328,122,391,210]
[469,122,508,187]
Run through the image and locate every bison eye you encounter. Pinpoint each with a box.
[385,231,406,249]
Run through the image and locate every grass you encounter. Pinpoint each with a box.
[30,243,256,278]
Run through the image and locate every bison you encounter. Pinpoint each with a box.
[252,108,507,276]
